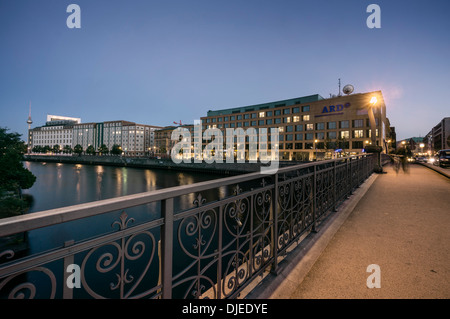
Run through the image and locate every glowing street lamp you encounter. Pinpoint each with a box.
[370,96,378,105]
[314,139,318,161]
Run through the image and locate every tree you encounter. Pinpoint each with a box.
[98,144,109,155]
[32,145,43,153]
[53,144,61,154]
[73,144,83,156]
[86,145,95,155]
[0,127,36,197]
[110,144,122,156]
[63,145,73,154]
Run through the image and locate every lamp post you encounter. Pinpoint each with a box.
[365,95,384,173]
[314,139,318,161]
[419,143,425,156]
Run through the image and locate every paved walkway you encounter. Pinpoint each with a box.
[248,164,450,299]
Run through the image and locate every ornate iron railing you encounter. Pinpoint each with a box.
[0,155,374,299]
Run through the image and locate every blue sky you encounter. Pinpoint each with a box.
[1,0,449,141]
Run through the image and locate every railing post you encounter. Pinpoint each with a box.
[332,159,337,212]
[312,164,317,233]
[161,198,174,299]
[271,173,279,274]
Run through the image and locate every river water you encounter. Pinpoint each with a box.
[22,161,228,253]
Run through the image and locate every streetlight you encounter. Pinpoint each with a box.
[370,96,378,105]
[314,139,318,161]
[419,143,425,155]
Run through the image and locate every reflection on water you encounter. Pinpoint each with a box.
[22,161,228,253]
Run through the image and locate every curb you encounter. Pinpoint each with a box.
[245,173,379,299]
[416,162,450,179]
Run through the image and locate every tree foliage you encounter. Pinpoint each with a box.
[0,127,36,193]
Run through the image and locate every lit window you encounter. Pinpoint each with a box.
[340,131,350,139]
[259,112,265,118]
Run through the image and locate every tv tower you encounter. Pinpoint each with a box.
[26,101,33,154]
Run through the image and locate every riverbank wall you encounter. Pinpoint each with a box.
[23,155,290,175]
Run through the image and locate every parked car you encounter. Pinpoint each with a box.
[437,149,450,167]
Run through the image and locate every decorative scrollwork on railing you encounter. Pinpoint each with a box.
[80,211,157,299]
[0,249,14,263]
[222,250,249,298]
[0,267,57,299]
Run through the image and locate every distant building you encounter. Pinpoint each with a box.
[200,91,393,161]
[155,124,194,157]
[29,115,80,152]
[72,121,162,156]
[29,115,162,156]
[425,117,450,153]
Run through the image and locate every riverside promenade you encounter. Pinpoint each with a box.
[248,163,450,299]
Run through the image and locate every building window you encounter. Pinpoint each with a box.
[353,141,364,149]
[327,121,337,129]
[303,115,310,121]
[295,143,303,149]
[353,119,364,128]
[340,131,350,139]
[295,133,303,140]
[302,105,310,112]
[259,112,265,118]
[327,131,337,139]
[305,133,313,140]
[284,117,291,123]
[283,109,290,115]
[266,111,272,117]
[293,116,300,122]
[286,134,293,141]
[266,119,273,125]
[340,121,349,129]
[306,124,314,131]
[274,110,281,116]
[295,124,303,131]
[353,130,364,138]
[292,107,300,113]
[286,125,293,132]
[275,118,281,124]
[316,122,325,130]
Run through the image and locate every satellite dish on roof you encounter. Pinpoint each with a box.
[342,84,354,95]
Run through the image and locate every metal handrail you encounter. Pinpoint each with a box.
[0,156,364,237]
[1,154,374,299]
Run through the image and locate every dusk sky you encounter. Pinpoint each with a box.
[1,0,449,141]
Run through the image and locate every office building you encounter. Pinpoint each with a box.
[425,117,450,153]
[200,91,392,161]
[29,115,80,152]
